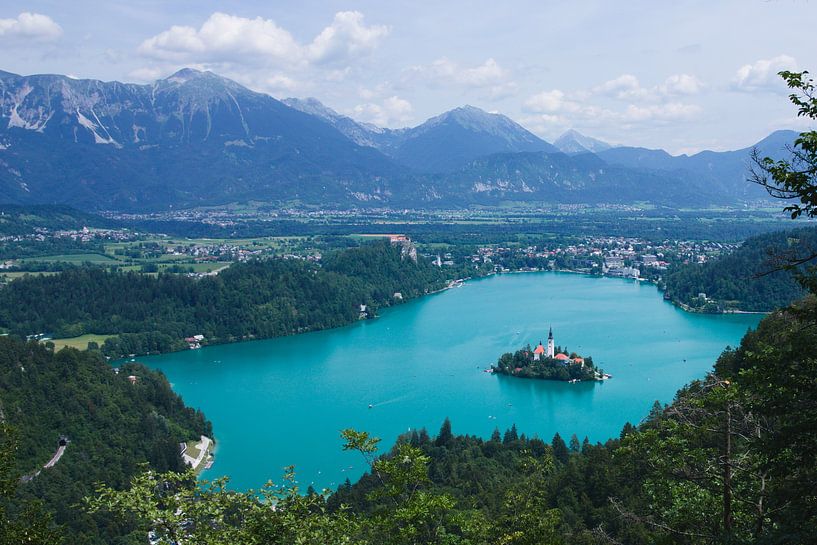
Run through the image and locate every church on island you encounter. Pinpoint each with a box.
[533,327,556,360]
[490,327,604,382]
[532,327,585,366]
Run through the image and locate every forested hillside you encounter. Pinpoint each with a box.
[83,296,817,544]
[0,240,447,357]
[0,337,210,544]
[0,204,114,235]
[662,226,815,311]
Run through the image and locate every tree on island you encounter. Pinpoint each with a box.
[492,346,599,381]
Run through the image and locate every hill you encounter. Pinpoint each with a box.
[0,204,115,235]
[0,336,210,544]
[0,239,447,357]
[597,130,799,200]
[662,225,815,311]
[442,149,723,206]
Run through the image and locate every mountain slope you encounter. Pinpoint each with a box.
[283,99,558,173]
[0,336,210,544]
[282,97,391,148]
[663,225,814,311]
[386,105,556,172]
[0,68,803,211]
[596,130,799,199]
[441,150,722,206]
[0,69,406,210]
[554,129,612,154]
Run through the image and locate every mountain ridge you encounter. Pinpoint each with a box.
[554,129,613,154]
[0,67,802,211]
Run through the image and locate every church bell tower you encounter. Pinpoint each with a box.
[547,326,555,358]
[547,327,556,358]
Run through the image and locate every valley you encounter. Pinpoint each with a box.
[1,4,817,542]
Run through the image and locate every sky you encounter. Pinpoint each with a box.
[0,0,815,154]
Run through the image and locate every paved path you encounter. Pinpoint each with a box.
[43,444,66,469]
[182,435,211,470]
[21,442,67,483]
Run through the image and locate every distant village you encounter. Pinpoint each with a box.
[2,218,738,289]
[429,236,737,282]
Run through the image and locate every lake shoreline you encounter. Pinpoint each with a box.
[94,268,764,361]
[137,270,762,491]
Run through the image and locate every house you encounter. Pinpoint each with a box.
[533,342,546,361]
[127,375,138,384]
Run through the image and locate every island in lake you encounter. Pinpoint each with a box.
[490,328,610,382]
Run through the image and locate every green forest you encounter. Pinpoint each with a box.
[662,226,816,311]
[0,337,210,544]
[0,240,447,358]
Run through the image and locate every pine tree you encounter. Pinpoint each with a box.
[503,424,519,444]
[434,417,453,447]
[551,432,569,464]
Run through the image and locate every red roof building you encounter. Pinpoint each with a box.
[555,353,570,361]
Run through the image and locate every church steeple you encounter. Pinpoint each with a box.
[547,326,555,358]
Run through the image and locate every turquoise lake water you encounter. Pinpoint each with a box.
[136,272,761,491]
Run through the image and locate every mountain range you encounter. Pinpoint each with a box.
[0,68,798,212]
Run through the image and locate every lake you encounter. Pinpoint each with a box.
[136,272,761,491]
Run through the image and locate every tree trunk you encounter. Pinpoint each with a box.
[723,402,733,536]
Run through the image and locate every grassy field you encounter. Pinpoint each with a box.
[48,334,116,351]
[0,271,57,280]
[185,440,202,460]
[18,253,116,264]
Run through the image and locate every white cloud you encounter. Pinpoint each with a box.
[522,74,702,137]
[138,11,387,68]
[406,57,512,94]
[661,74,703,95]
[128,66,166,82]
[0,12,62,42]
[594,74,643,99]
[524,89,582,114]
[622,102,701,122]
[307,11,389,65]
[138,13,301,63]
[594,73,703,101]
[351,96,413,127]
[733,55,798,92]
[259,74,299,94]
